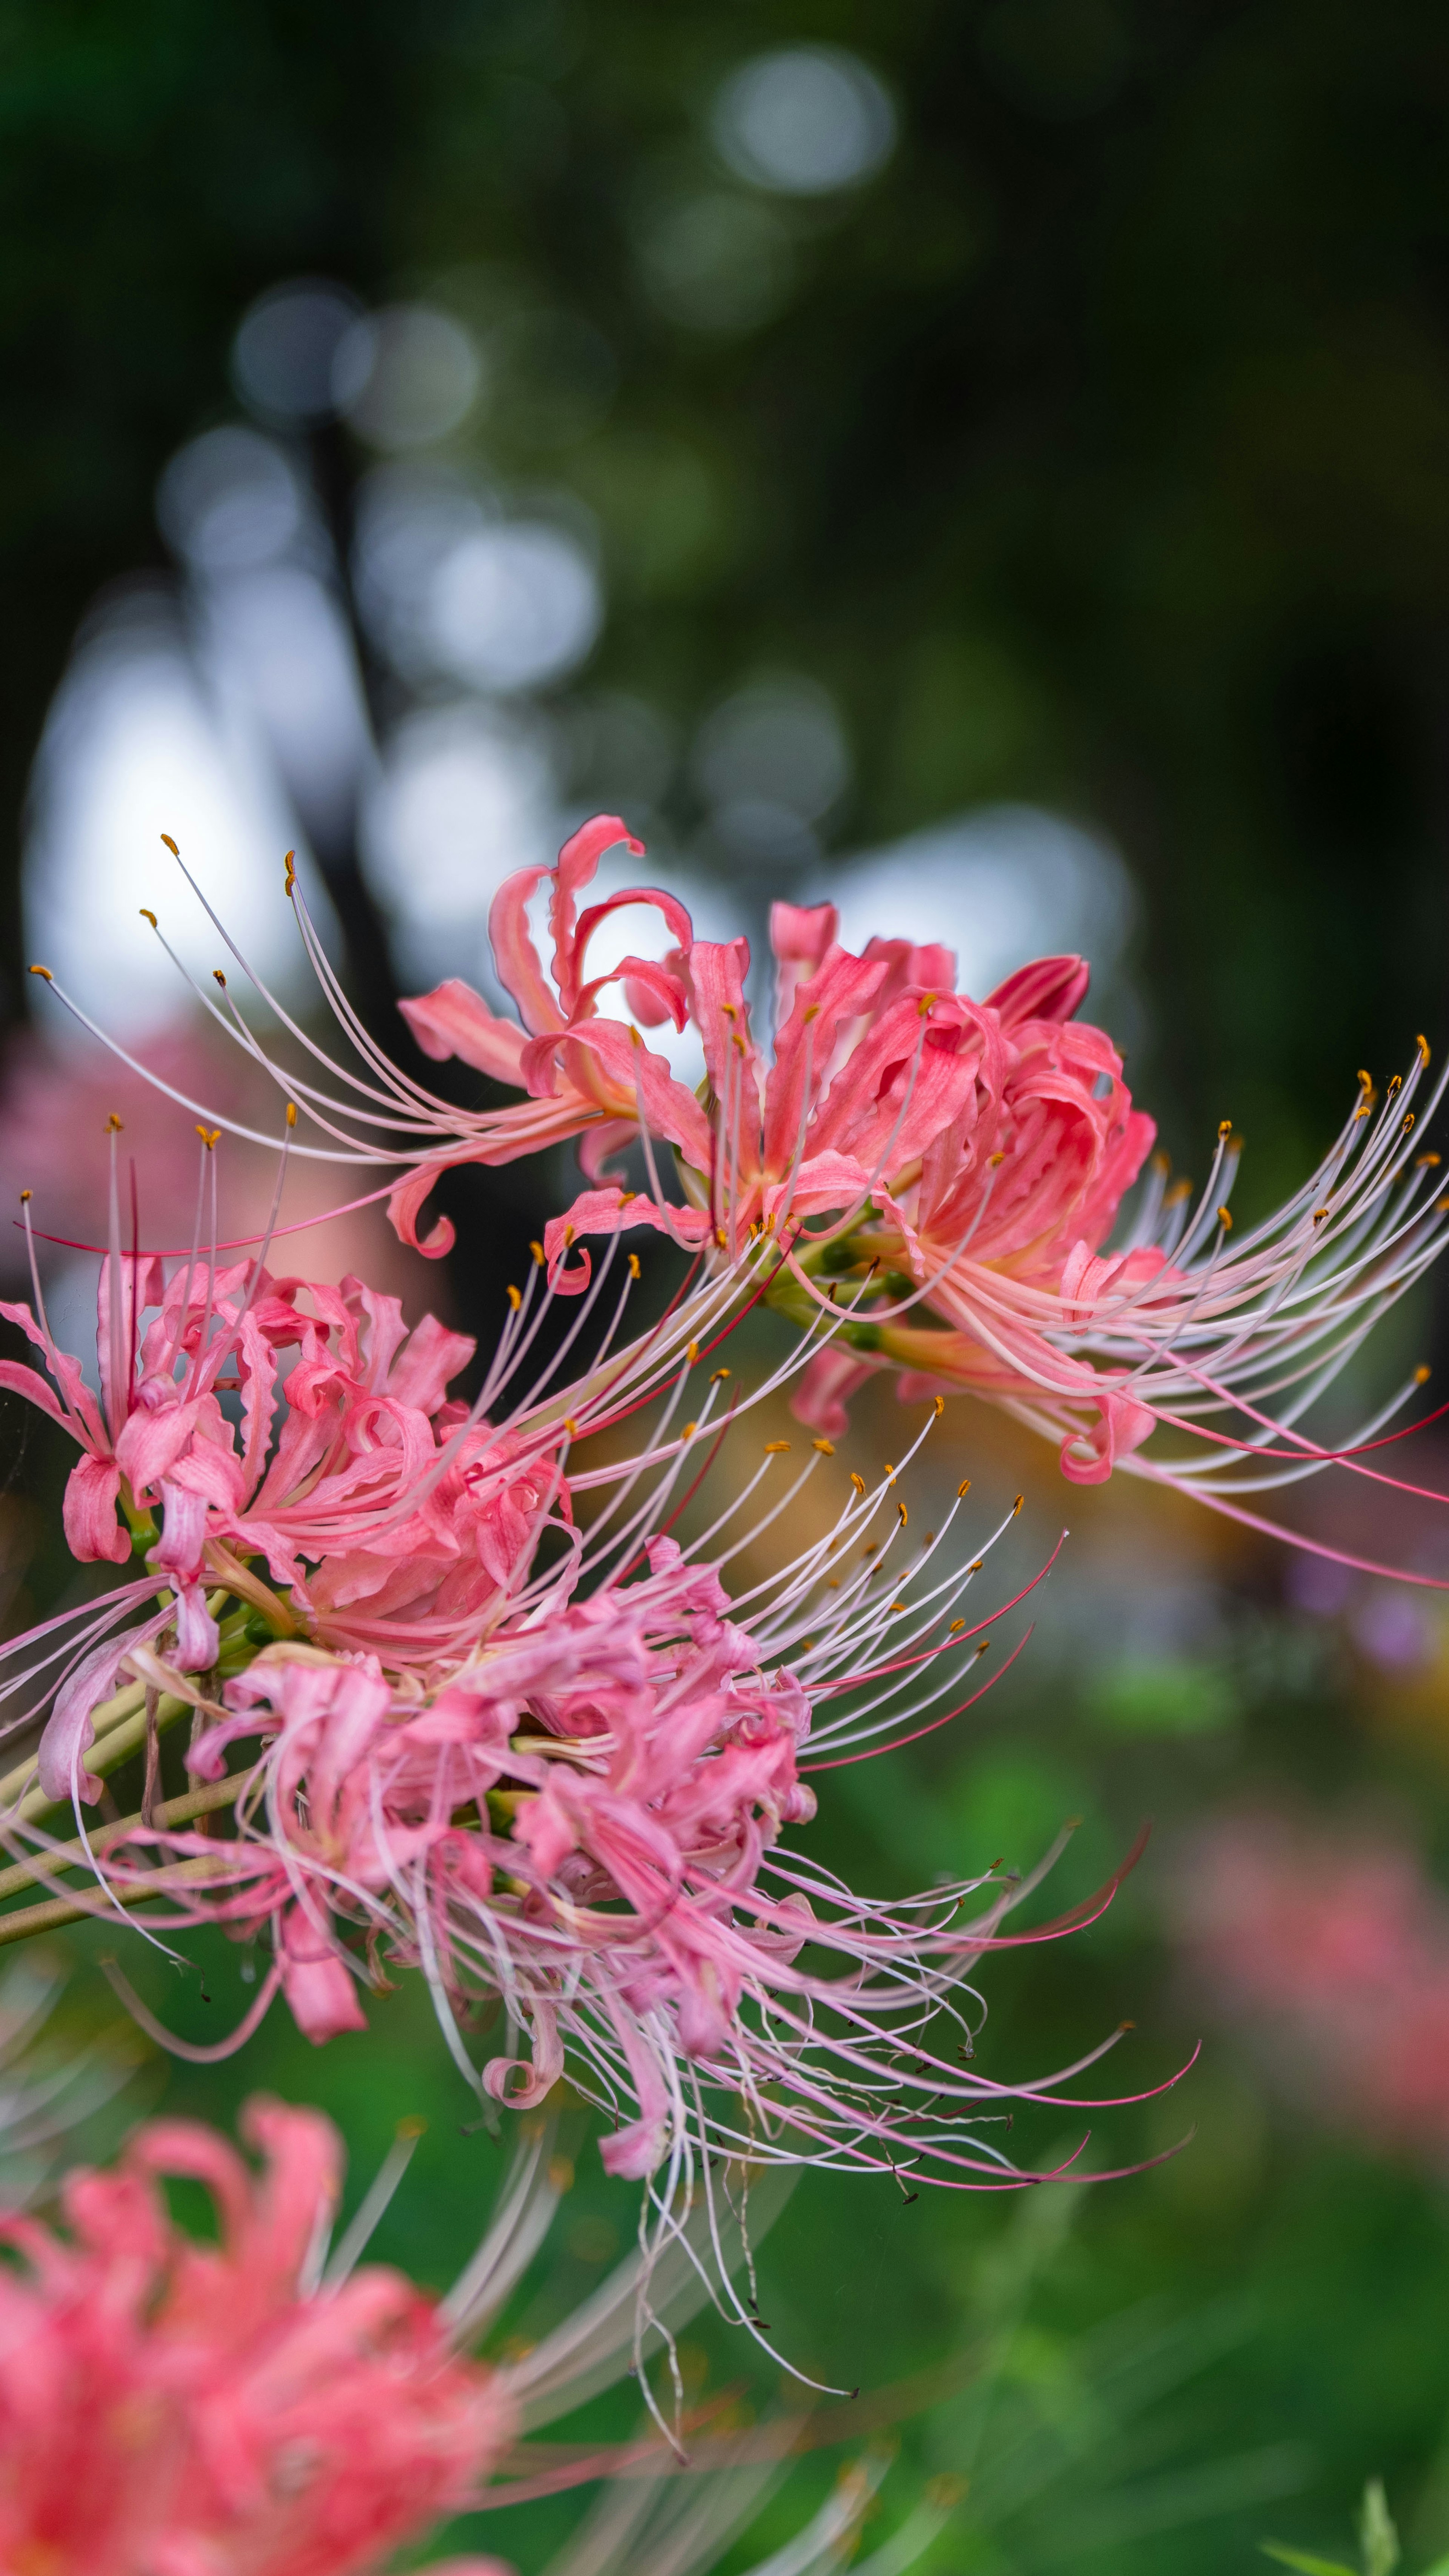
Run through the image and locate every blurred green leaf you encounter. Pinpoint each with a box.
[1084,1656,1237,1737]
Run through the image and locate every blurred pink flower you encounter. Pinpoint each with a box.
[1173,1810,1449,2159]
[0,2094,511,2576]
[0,1022,427,1299]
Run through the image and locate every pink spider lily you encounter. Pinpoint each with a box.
[0,1401,1166,2283]
[35,818,1449,1567]
[0,2089,959,2576]
[0,2093,514,2576]
[0,1137,585,1805]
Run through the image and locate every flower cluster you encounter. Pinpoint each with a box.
[0,1238,1131,2213]
[6,801,1443,2219]
[10,802,1442,2571]
[47,813,1447,1571]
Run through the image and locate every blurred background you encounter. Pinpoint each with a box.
[7,2,1449,2568]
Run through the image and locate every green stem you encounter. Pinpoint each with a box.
[0,1769,251,1904]
[0,1852,239,1949]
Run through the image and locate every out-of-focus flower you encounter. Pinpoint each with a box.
[0,2082,956,2576]
[0,1021,429,1305]
[61,819,1449,1568]
[0,2094,512,2576]
[1172,1810,1449,2161]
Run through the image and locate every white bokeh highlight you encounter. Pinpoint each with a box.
[711,46,897,196]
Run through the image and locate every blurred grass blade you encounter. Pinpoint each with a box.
[1359,2481,1401,2576]
[1261,2550,1357,2574]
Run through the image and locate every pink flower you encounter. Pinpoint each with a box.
[0,2095,513,2576]
[0,1253,572,1802]
[78,1463,1153,2202]
[1172,1811,1449,2162]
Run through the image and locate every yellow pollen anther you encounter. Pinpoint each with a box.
[194,1125,220,1149]
[988,1150,1005,1167]
[897,1501,908,1526]
[213,970,226,989]
[563,1224,575,1247]
[1218,1119,1232,1139]
[1314,1206,1331,1222]
[160,833,179,856]
[890,1601,907,1612]
[933,1395,945,1418]
[139,907,157,928]
[1163,1178,1191,1205]
[813,1437,835,1455]
[564,1418,579,1437]
[18,1189,31,1203]
[105,1113,124,1134]
[949,1618,966,1635]
[803,1003,820,1024]
[711,1367,731,1384]
[1418,1154,1442,1169]
[1355,1104,1372,1119]
[1402,1112,1416,1133]
[968,1558,983,1574]
[1439,1198,1449,1213]
[628,1253,641,1280]
[681,1421,697,1438]
[714,1225,728,1249]
[28,964,51,981]
[1358,1069,1374,1092]
[917,992,938,1016]
[1012,1494,1023,1515]
[957,1478,971,1498]
[506,1284,521,1312]
[1417,1364,1433,1384]
[618,1189,636,1204]
[530,1239,544,1266]
[285,1101,297,1128]
[1217,1205,1233,1230]
[629,1024,641,1047]
[1388,1074,1403,1098]
[849,1472,866,1497]
[687,1341,700,1364]
[764,1440,791,1455]
[1419,1035,1432,1066]
[721,1002,737,1019]
[732,1031,747,1055]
